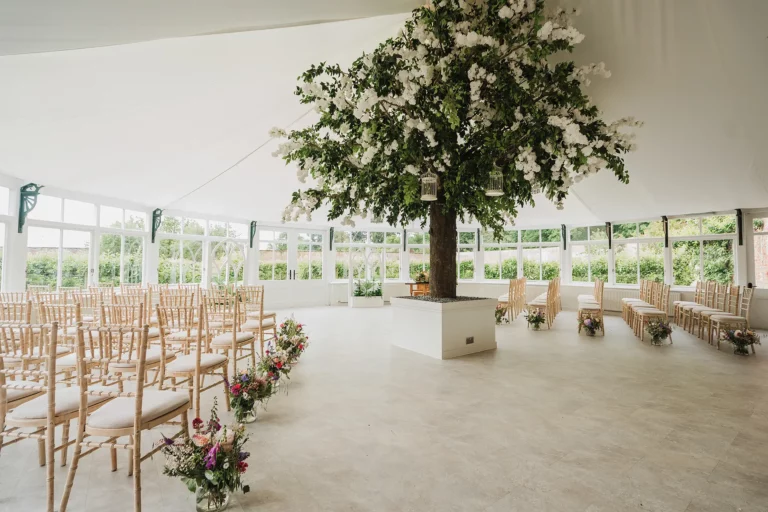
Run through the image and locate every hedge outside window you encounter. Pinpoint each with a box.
[99,233,143,286]
[521,228,561,281]
[482,230,517,280]
[26,227,91,289]
[612,222,665,285]
[570,226,607,283]
[210,240,246,286]
[297,232,323,280]
[457,230,475,280]
[754,217,768,288]
[671,215,735,286]
[407,231,430,280]
[334,230,401,280]
[258,230,288,281]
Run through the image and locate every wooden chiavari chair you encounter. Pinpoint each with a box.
[621,279,650,323]
[38,303,82,348]
[0,292,28,302]
[632,284,671,342]
[688,283,729,336]
[120,283,143,293]
[238,286,276,355]
[209,295,257,374]
[680,281,716,331]
[160,303,229,418]
[27,284,51,294]
[497,279,515,321]
[33,291,68,305]
[578,279,605,335]
[673,280,703,324]
[89,285,116,305]
[701,284,740,344]
[711,287,755,351]
[71,291,101,325]
[59,325,191,512]
[527,278,559,329]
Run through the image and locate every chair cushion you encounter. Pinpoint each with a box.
[165,353,228,373]
[701,310,732,319]
[578,301,601,310]
[210,331,255,347]
[122,327,162,339]
[673,301,699,306]
[710,315,746,323]
[635,308,665,316]
[206,320,233,329]
[166,329,205,341]
[5,345,71,362]
[86,390,190,430]
[5,381,43,403]
[110,347,176,368]
[245,311,276,318]
[57,349,102,368]
[621,298,645,303]
[690,306,722,314]
[497,294,509,302]
[10,387,112,420]
[240,319,276,330]
[577,294,596,302]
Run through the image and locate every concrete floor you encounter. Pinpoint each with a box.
[1,307,767,512]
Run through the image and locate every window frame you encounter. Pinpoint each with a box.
[333,230,402,282]
[669,215,737,287]
[481,229,519,281]
[521,228,562,282]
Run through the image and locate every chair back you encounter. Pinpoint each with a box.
[692,281,704,304]
[702,281,716,308]
[101,303,144,328]
[38,303,81,334]
[120,283,143,293]
[159,288,196,307]
[89,285,115,304]
[725,285,740,315]
[27,284,51,293]
[0,292,28,302]
[712,283,728,312]
[238,286,265,317]
[737,287,754,322]
[659,284,671,315]
[156,305,197,336]
[0,300,32,325]
[33,292,67,305]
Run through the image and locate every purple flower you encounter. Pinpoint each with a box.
[204,443,221,469]
[162,436,175,446]
[584,319,592,326]
[241,374,249,382]
[238,451,250,462]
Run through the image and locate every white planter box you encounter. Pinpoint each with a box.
[348,296,384,308]
[390,297,497,360]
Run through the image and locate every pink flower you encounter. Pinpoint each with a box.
[192,434,210,447]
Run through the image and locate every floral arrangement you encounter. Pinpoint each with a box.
[721,329,762,355]
[257,347,291,382]
[274,317,309,363]
[161,399,250,509]
[353,279,382,297]
[525,309,546,329]
[414,271,429,284]
[646,319,672,346]
[228,367,276,423]
[495,304,509,325]
[580,314,602,336]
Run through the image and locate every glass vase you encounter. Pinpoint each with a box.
[235,408,257,424]
[195,487,230,512]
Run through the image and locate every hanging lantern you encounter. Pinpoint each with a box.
[420,172,438,201]
[485,169,504,197]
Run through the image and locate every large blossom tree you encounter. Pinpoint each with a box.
[271,0,640,298]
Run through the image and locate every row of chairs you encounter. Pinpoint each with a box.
[577,279,605,335]
[526,277,562,329]
[674,281,755,350]
[621,280,671,342]
[497,278,526,320]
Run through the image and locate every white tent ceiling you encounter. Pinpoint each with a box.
[0,0,766,229]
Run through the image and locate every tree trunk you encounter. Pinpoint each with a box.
[429,202,457,299]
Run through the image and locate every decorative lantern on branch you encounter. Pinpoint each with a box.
[420,172,438,201]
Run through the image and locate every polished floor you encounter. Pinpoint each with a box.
[1,307,767,512]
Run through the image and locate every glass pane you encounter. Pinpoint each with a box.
[484,248,500,279]
[182,218,205,235]
[159,215,181,234]
[385,247,400,279]
[458,231,476,245]
[369,232,385,244]
[673,240,700,286]
[274,243,288,280]
[370,247,383,281]
[124,210,146,231]
[182,240,203,283]
[311,244,323,280]
[297,233,310,242]
[541,246,560,280]
[385,232,401,244]
[260,230,275,241]
[501,249,517,279]
[335,247,349,279]
[669,218,700,237]
[311,234,323,243]
[296,241,310,280]
[63,199,95,226]
[753,218,767,233]
[638,221,664,237]
[541,229,561,243]
[702,215,736,235]
[27,227,60,289]
[458,248,474,279]
[228,223,248,239]
[351,231,367,243]
[407,232,427,245]
[99,234,122,286]
[209,221,228,237]
[639,242,664,282]
[703,239,733,284]
[159,239,181,284]
[571,245,588,282]
[28,195,62,222]
[408,247,429,279]
[124,236,143,284]
[570,227,588,242]
[0,186,9,216]
[589,226,608,241]
[615,243,638,284]
[589,245,609,282]
[521,230,540,243]
[100,206,123,229]
[612,223,637,239]
[334,230,350,243]
[62,230,90,288]
[753,234,768,288]
[522,247,540,280]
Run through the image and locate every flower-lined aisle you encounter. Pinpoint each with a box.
[160,317,309,511]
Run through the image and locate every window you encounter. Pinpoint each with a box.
[157,239,202,284]
[210,240,247,286]
[334,230,401,280]
[183,218,206,236]
[159,215,182,234]
[570,225,607,282]
[407,231,430,280]
[100,206,123,229]
[297,233,323,280]
[27,227,91,289]
[28,195,62,222]
[124,210,146,231]
[258,230,288,281]
[64,199,95,226]
[98,234,143,286]
[522,228,561,281]
[457,231,475,280]
[612,222,664,285]
[754,217,768,288]
[0,186,9,216]
[671,215,735,286]
[483,230,518,280]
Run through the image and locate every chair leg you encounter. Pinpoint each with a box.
[60,421,70,467]
[111,446,118,472]
[60,422,86,512]
[222,365,231,412]
[133,430,142,512]
[38,438,46,467]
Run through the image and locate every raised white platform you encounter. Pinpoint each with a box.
[390,296,497,360]
[348,296,384,308]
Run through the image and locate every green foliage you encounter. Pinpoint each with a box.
[353,279,382,297]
